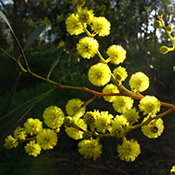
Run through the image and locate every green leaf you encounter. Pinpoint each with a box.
[0,10,14,33]
[0,72,21,118]
[0,88,53,144]
[47,60,59,78]
[23,24,47,52]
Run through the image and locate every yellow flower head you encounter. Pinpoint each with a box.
[139,95,161,116]
[106,45,126,64]
[102,83,119,102]
[43,106,65,130]
[36,129,58,150]
[111,115,129,138]
[76,37,99,59]
[4,135,18,149]
[170,165,175,175]
[122,108,140,125]
[65,13,84,35]
[129,72,149,92]
[78,8,94,24]
[88,63,111,86]
[66,98,86,118]
[117,139,141,162]
[24,140,41,157]
[78,139,102,160]
[14,126,27,140]
[83,110,100,124]
[91,17,111,36]
[24,118,42,136]
[141,117,164,138]
[94,111,113,133]
[113,66,128,83]
[65,118,87,140]
[112,96,134,113]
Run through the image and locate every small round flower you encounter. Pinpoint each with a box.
[43,106,65,129]
[76,37,99,59]
[76,0,85,7]
[91,17,111,36]
[113,66,128,83]
[66,98,86,118]
[117,139,141,162]
[111,115,129,138]
[65,118,87,140]
[78,139,102,160]
[88,63,111,86]
[170,165,175,175]
[129,72,149,92]
[139,95,161,116]
[102,83,119,102]
[14,126,27,140]
[83,110,100,124]
[4,135,18,149]
[112,96,134,113]
[24,118,42,136]
[141,117,164,138]
[94,111,113,133]
[154,20,162,28]
[77,8,94,24]
[25,140,41,157]
[159,46,173,54]
[173,66,175,72]
[106,45,126,65]
[122,108,140,125]
[36,129,58,150]
[166,25,173,33]
[65,13,84,35]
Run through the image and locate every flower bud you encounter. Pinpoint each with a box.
[158,9,164,16]
[83,131,92,140]
[166,25,173,33]
[173,66,175,72]
[64,116,74,127]
[154,20,162,28]
[76,0,85,7]
[83,112,96,124]
[159,46,169,54]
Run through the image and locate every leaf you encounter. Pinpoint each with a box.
[23,24,47,52]
[0,10,14,33]
[47,60,59,79]
[0,72,21,118]
[0,89,53,144]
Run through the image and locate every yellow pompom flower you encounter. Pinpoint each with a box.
[83,110,100,124]
[66,98,86,118]
[139,95,161,116]
[113,66,128,83]
[106,45,126,65]
[117,139,141,162]
[112,96,134,113]
[65,13,84,35]
[129,72,149,92]
[141,117,164,138]
[170,165,175,175]
[77,7,94,24]
[78,139,102,160]
[4,135,18,149]
[65,118,87,140]
[14,126,27,140]
[36,129,58,150]
[102,83,119,102]
[122,108,140,125]
[88,63,111,86]
[24,118,42,136]
[76,37,99,59]
[91,17,111,36]
[24,140,41,157]
[111,115,129,138]
[94,111,113,133]
[43,106,65,130]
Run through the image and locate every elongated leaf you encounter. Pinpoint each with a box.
[23,24,47,52]
[47,60,59,78]
[0,89,53,143]
[0,10,14,33]
[0,72,21,118]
